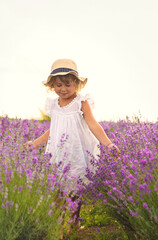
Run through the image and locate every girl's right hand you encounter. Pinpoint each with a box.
[108,143,121,157]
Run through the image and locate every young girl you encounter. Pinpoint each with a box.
[25,58,120,231]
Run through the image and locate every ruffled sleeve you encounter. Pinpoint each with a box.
[78,94,95,118]
[44,97,53,117]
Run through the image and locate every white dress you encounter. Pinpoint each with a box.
[45,94,99,182]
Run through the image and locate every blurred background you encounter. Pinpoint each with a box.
[0,0,158,122]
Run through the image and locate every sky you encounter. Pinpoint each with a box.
[0,0,158,122]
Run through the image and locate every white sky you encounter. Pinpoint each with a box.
[0,0,158,122]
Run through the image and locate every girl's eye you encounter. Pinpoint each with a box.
[56,84,71,87]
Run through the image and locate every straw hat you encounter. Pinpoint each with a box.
[45,58,87,84]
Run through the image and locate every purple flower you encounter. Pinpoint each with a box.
[130,164,136,171]
[1,116,158,237]
[143,202,148,208]
[96,227,100,232]
[26,168,32,177]
[97,193,103,197]
[130,210,138,216]
[144,173,153,183]
[10,201,14,207]
[103,199,107,204]
[128,174,135,180]
[62,164,71,174]
[128,196,134,202]
[48,209,53,215]
[107,191,112,195]
[32,156,38,164]
[140,159,147,167]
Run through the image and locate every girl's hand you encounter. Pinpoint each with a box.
[23,141,35,150]
[108,143,121,157]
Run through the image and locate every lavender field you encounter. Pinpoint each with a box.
[0,116,158,240]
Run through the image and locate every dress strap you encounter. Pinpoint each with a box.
[77,94,95,117]
[45,97,54,117]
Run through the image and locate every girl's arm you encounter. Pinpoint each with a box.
[24,129,50,149]
[81,101,120,152]
[33,129,50,148]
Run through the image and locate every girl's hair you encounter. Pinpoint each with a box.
[43,74,87,93]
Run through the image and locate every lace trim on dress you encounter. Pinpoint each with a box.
[57,95,79,109]
[45,94,94,118]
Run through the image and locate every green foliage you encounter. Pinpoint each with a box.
[1,117,158,239]
[0,171,65,240]
[64,203,129,240]
[39,109,51,121]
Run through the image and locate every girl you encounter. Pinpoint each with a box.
[25,58,120,232]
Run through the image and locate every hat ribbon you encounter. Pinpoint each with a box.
[51,68,78,75]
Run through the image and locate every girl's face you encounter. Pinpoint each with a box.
[54,75,76,99]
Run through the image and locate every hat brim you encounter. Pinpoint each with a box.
[44,71,87,84]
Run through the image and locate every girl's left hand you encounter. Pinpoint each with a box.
[23,141,35,150]
[108,143,121,157]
